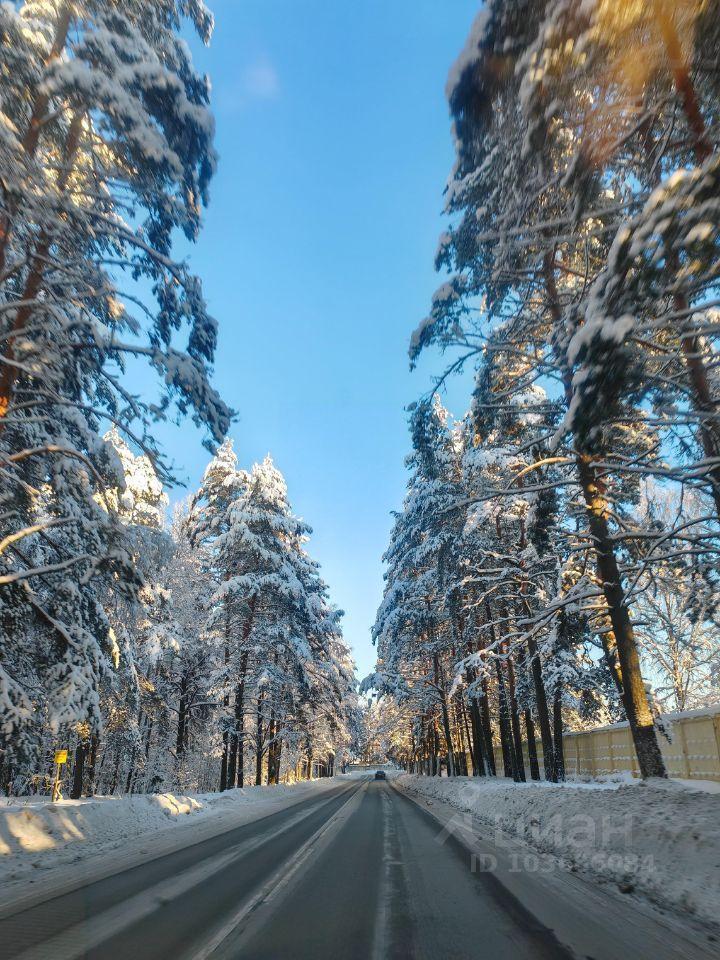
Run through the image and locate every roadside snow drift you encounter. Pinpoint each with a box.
[0,779,345,894]
[396,774,720,928]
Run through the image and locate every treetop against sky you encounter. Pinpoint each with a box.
[153,0,479,676]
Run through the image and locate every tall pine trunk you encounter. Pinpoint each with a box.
[273,738,283,784]
[480,677,496,775]
[464,634,488,776]
[454,697,470,775]
[109,749,122,795]
[517,487,556,780]
[220,628,230,792]
[433,653,456,776]
[553,682,566,781]
[255,690,265,786]
[576,454,666,777]
[227,730,238,790]
[86,735,99,797]
[125,744,136,795]
[526,635,557,782]
[0,113,83,419]
[544,257,666,779]
[232,599,255,788]
[494,657,518,780]
[70,740,86,800]
[466,691,486,776]
[505,648,526,782]
[0,4,73,278]
[266,713,276,785]
[237,697,245,788]
[487,604,520,781]
[524,710,541,781]
[431,718,441,776]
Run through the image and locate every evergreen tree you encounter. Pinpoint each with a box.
[0,0,229,767]
[408,0,670,777]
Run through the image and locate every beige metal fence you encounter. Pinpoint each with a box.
[491,705,720,782]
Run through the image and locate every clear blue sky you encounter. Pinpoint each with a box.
[157,0,479,679]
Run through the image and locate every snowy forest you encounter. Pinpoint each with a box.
[2,4,720,958]
[3,0,720,801]
[371,1,720,782]
[0,1,359,797]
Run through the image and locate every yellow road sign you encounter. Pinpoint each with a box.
[54,749,68,765]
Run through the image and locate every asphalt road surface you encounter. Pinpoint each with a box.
[0,777,715,960]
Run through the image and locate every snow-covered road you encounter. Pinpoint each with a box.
[0,776,716,959]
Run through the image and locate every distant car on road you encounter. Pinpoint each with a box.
[374,770,386,780]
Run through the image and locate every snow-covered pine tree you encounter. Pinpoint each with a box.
[519,1,720,523]
[132,506,217,793]
[0,1,229,775]
[188,438,245,789]
[190,449,355,790]
[460,344,565,781]
[374,398,472,778]
[219,456,334,787]
[410,0,669,777]
[513,0,720,721]
[76,428,174,797]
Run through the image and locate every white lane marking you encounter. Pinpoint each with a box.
[10,784,359,960]
[371,786,394,960]
[193,778,369,960]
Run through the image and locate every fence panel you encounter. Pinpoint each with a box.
[490,706,720,782]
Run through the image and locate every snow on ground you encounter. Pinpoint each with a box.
[396,773,720,928]
[0,777,353,906]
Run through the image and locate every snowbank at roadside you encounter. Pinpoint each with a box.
[396,773,720,928]
[0,777,348,897]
